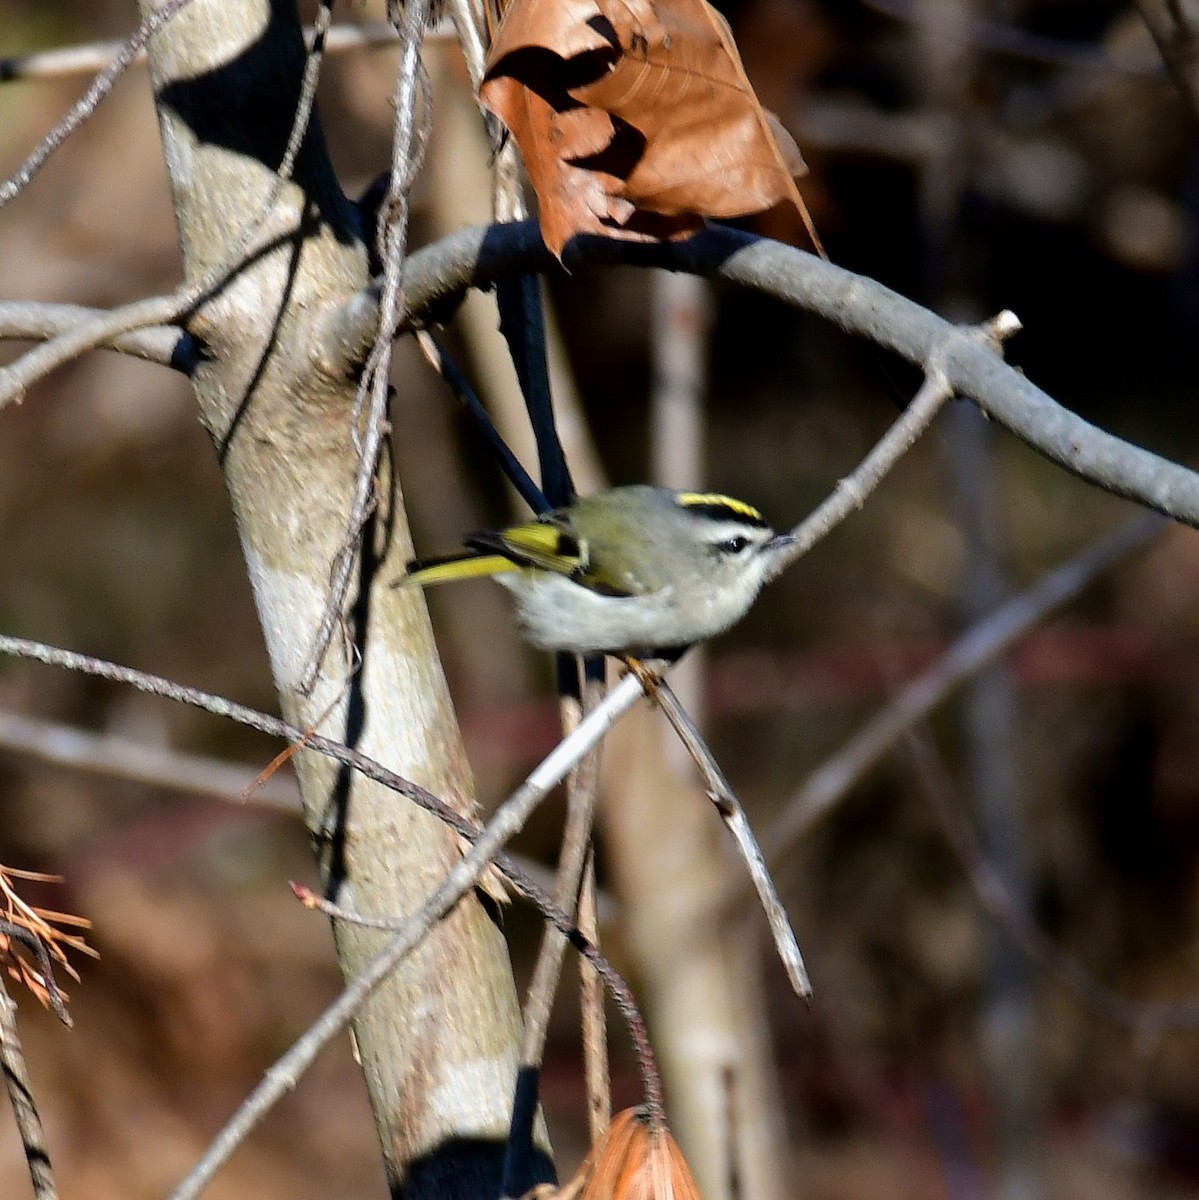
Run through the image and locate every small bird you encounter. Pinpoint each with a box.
[399,485,792,656]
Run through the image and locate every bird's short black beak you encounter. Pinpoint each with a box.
[762,532,796,582]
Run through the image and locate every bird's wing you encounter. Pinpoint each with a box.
[467,520,587,576]
[404,516,644,597]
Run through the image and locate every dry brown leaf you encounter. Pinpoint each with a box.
[480,0,813,257]
[535,1107,701,1200]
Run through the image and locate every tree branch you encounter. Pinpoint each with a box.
[1134,0,1199,118]
[906,727,1199,1033]
[0,301,192,369]
[392,220,1199,529]
[759,513,1163,863]
[0,0,195,207]
[0,706,299,810]
[0,22,453,85]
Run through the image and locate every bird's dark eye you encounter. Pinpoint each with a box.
[715,535,751,555]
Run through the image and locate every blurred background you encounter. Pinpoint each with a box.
[3,0,1199,1197]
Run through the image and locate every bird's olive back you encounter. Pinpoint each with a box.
[563,486,775,596]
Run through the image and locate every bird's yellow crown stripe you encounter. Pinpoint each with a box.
[676,492,763,522]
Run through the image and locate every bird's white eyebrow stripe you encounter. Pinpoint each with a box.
[699,520,773,542]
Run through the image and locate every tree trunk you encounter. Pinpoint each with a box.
[140,2,547,1194]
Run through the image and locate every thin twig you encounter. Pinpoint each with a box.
[293,867,643,1123]
[1133,0,1199,116]
[297,0,431,695]
[0,0,195,208]
[904,727,1199,1034]
[767,323,1018,579]
[0,867,94,1028]
[168,671,657,1200]
[1,1,333,412]
[0,635,489,842]
[572,674,611,1146]
[0,921,71,1027]
[0,22,457,85]
[0,631,633,931]
[294,878,624,1012]
[0,3,334,410]
[517,678,605,1067]
[862,0,1156,74]
[0,706,299,810]
[760,513,1163,864]
[646,673,812,1000]
[0,705,588,911]
[578,849,610,1140]
[502,675,607,1194]
[0,975,58,1200]
[0,302,190,368]
[0,632,630,910]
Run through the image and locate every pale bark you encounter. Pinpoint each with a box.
[139,2,544,1195]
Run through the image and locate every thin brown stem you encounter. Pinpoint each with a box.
[519,674,605,1066]
[0,975,58,1200]
[578,849,611,1140]
[1134,0,1199,119]
[0,632,623,915]
[643,670,812,1000]
[293,875,637,1103]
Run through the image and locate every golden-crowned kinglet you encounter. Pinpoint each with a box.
[399,485,793,656]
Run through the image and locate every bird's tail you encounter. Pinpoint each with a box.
[398,552,519,589]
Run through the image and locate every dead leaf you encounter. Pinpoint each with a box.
[481,0,815,257]
[533,1107,702,1200]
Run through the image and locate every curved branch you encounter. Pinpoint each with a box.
[394,220,1199,529]
[0,292,201,406]
[0,302,192,370]
[760,513,1164,863]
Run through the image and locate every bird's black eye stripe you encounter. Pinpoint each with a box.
[683,502,769,528]
[714,535,751,555]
